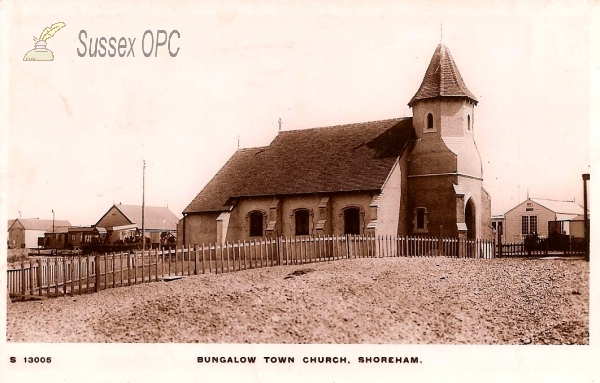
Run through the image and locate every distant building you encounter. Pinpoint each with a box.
[491,214,505,242]
[180,43,493,245]
[67,226,108,248]
[95,204,179,245]
[42,227,69,249]
[7,218,71,249]
[503,198,587,241]
[547,213,587,240]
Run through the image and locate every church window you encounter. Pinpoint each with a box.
[413,207,428,233]
[343,207,361,235]
[427,113,434,130]
[467,114,471,131]
[295,209,310,236]
[249,211,264,237]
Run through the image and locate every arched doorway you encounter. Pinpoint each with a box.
[465,198,476,240]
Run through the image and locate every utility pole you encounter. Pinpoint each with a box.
[583,174,590,261]
[142,159,146,255]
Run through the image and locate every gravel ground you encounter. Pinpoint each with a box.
[7,257,588,344]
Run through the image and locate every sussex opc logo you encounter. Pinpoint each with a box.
[23,22,66,61]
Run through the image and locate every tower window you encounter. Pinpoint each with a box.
[249,211,264,237]
[416,209,425,229]
[427,113,434,130]
[295,209,310,236]
[467,114,471,131]
[413,207,428,233]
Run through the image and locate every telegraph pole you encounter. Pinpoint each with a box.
[142,160,146,255]
[583,174,590,261]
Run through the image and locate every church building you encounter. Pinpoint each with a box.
[180,44,493,245]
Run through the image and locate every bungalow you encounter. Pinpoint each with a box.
[7,218,71,249]
[95,204,179,245]
[503,198,588,241]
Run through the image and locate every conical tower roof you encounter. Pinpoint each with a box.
[408,44,477,107]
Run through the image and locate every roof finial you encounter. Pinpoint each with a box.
[237,135,240,148]
[278,118,282,132]
[440,23,443,43]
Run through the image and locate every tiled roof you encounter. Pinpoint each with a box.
[408,44,477,107]
[48,226,69,234]
[530,198,586,215]
[112,205,179,231]
[9,219,72,232]
[184,118,415,213]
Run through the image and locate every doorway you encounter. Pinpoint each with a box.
[465,198,476,240]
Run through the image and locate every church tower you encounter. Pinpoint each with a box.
[407,44,492,240]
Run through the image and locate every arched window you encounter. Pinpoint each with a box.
[467,114,471,131]
[427,113,434,130]
[295,209,310,236]
[249,211,264,237]
[344,207,361,235]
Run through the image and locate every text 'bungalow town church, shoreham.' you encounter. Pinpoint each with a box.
[179,43,493,246]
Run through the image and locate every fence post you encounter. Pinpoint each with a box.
[104,253,108,288]
[209,244,214,273]
[193,245,197,275]
[201,244,206,274]
[68,256,73,296]
[438,226,443,256]
[19,256,25,297]
[28,259,34,296]
[160,247,164,279]
[110,253,114,289]
[276,237,281,266]
[38,258,43,296]
[181,245,185,276]
[94,254,100,292]
[62,256,67,296]
[344,235,349,259]
[186,245,190,276]
[142,248,146,282]
[77,253,82,294]
[117,253,122,287]
[497,229,503,258]
[219,242,225,274]
[243,241,247,270]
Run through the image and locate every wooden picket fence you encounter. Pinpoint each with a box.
[498,240,586,257]
[7,235,495,299]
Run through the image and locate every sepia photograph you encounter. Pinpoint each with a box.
[1,0,598,382]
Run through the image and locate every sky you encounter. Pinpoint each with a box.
[1,1,594,227]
